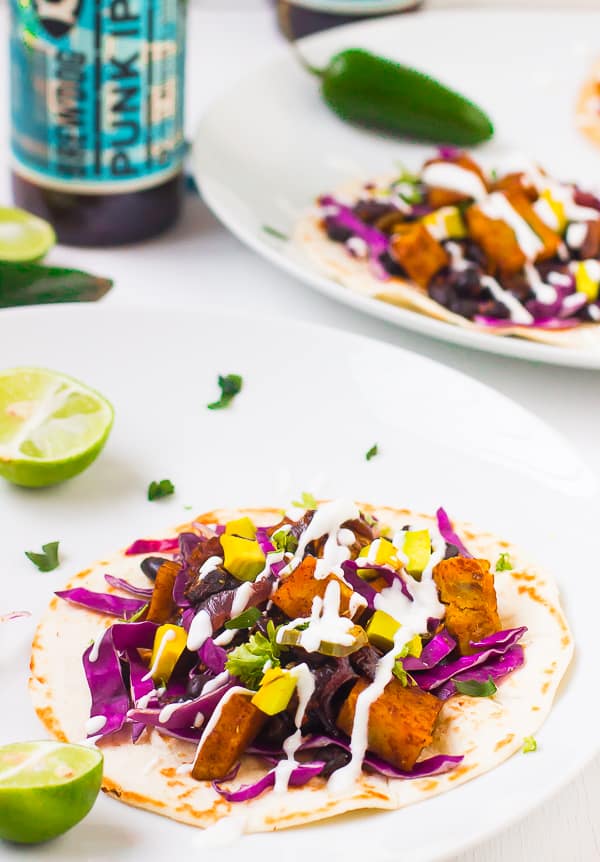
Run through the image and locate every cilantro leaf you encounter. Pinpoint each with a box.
[392,659,415,688]
[25,541,60,573]
[292,491,317,509]
[225,607,261,630]
[522,735,537,753]
[262,225,289,241]
[125,602,149,623]
[365,443,378,462]
[495,552,513,572]
[207,374,243,410]
[225,621,282,690]
[454,676,497,698]
[272,529,298,554]
[148,479,175,501]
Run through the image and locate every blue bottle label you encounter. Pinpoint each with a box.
[10,0,186,193]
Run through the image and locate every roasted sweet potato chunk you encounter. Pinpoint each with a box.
[146,560,181,624]
[389,223,449,288]
[492,172,538,202]
[507,192,562,261]
[465,205,526,276]
[192,692,267,781]
[424,153,488,208]
[433,557,500,654]
[336,677,443,771]
[271,556,358,619]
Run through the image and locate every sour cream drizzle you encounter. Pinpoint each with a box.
[524,264,558,305]
[289,499,359,580]
[479,193,543,260]
[481,275,534,325]
[187,609,212,652]
[421,162,487,201]
[273,664,315,794]
[198,556,223,579]
[277,579,358,653]
[142,629,175,682]
[84,715,107,736]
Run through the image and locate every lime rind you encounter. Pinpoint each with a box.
[0,207,56,263]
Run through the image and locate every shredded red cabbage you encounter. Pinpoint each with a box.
[127,680,234,731]
[199,638,227,674]
[104,574,153,599]
[403,629,456,671]
[56,588,147,619]
[341,560,413,609]
[435,508,472,558]
[125,537,179,556]
[213,761,325,803]
[82,628,130,739]
[474,315,578,331]
[435,644,525,700]
[319,196,389,258]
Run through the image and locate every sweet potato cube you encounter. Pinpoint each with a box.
[433,557,500,655]
[424,153,488,208]
[389,223,449,288]
[492,172,538,202]
[336,677,443,771]
[192,692,267,781]
[506,192,562,261]
[465,205,526,276]
[271,556,358,619]
[146,560,181,624]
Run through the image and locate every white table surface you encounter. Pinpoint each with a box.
[1,2,599,860]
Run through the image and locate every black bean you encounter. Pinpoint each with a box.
[324,218,352,243]
[140,556,168,582]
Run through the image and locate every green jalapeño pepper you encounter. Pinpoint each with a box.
[313,49,494,146]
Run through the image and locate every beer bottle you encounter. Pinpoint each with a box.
[9,0,187,247]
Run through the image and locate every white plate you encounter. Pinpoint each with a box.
[192,8,600,369]
[0,305,597,861]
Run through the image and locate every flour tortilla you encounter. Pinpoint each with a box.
[30,505,573,833]
[576,62,600,149]
[295,181,600,350]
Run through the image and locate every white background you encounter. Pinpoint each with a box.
[1,1,599,860]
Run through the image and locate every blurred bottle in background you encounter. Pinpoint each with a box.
[9,0,187,247]
[274,0,422,39]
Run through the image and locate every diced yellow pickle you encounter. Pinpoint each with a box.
[422,206,467,240]
[224,516,257,540]
[574,261,600,301]
[278,624,368,656]
[539,189,567,233]
[366,610,401,651]
[403,530,431,580]
[404,634,423,658]
[220,534,265,582]
[150,624,187,684]
[252,670,297,716]
[359,538,400,578]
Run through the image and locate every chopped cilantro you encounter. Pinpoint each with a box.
[490,168,499,181]
[207,374,243,410]
[25,541,60,573]
[392,660,415,687]
[272,529,299,554]
[262,225,289,241]
[454,677,497,697]
[495,552,513,572]
[292,491,318,509]
[225,620,282,690]
[148,479,175,501]
[365,443,379,462]
[183,504,193,511]
[522,736,537,753]
[225,607,261,630]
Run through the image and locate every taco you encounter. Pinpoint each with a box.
[30,501,572,834]
[295,149,600,348]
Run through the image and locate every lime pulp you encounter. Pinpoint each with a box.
[0,367,114,487]
[0,740,103,844]
[0,208,55,262]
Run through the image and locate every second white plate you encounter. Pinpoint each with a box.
[192,8,600,369]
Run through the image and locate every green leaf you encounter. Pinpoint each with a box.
[207,374,243,410]
[262,225,289,241]
[148,479,175,501]
[392,659,415,687]
[292,491,317,509]
[272,529,299,554]
[495,552,513,572]
[225,622,283,690]
[25,541,60,572]
[522,735,537,753]
[0,262,112,308]
[490,168,499,182]
[454,676,497,697]
[225,607,261,630]
[126,602,149,623]
[365,443,378,462]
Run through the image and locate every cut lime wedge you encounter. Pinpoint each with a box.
[0,740,103,844]
[0,367,114,487]
[0,208,55,262]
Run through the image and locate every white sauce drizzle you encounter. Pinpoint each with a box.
[201,670,230,696]
[479,193,543,260]
[547,271,573,288]
[187,609,212,652]
[230,582,256,618]
[566,222,588,250]
[198,556,223,579]
[524,264,558,305]
[481,275,534,325]
[444,241,470,272]
[158,701,185,724]
[287,499,359,580]
[337,528,355,547]
[345,237,369,259]
[193,687,249,762]
[142,629,176,682]
[421,162,487,201]
[532,197,560,230]
[136,686,164,709]
[213,629,237,647]
[88,627,108,664]
[276,580,357,653]
[273,664,316,794]
[175,763,193,775]
[84,715,107,736]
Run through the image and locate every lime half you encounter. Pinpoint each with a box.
[0,208,55,262]
[0,741,103,844]
[0,367,114,487]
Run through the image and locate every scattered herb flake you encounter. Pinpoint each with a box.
[272,529,299,554]
[365,443,379,462]
[183,504,193,511]
[495,552,513,572]
[454,677,497,698]
[148,479,175,501]
[225,607,261,630]
[207,374,243,410]
[262,225,289,241]
[522,736,537,753]
[225,620,282,689]
[392,660,415,687]
[126,602,149,623]
[25,541,60,573]
[490,168,499,181]
[292,491,318,509]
